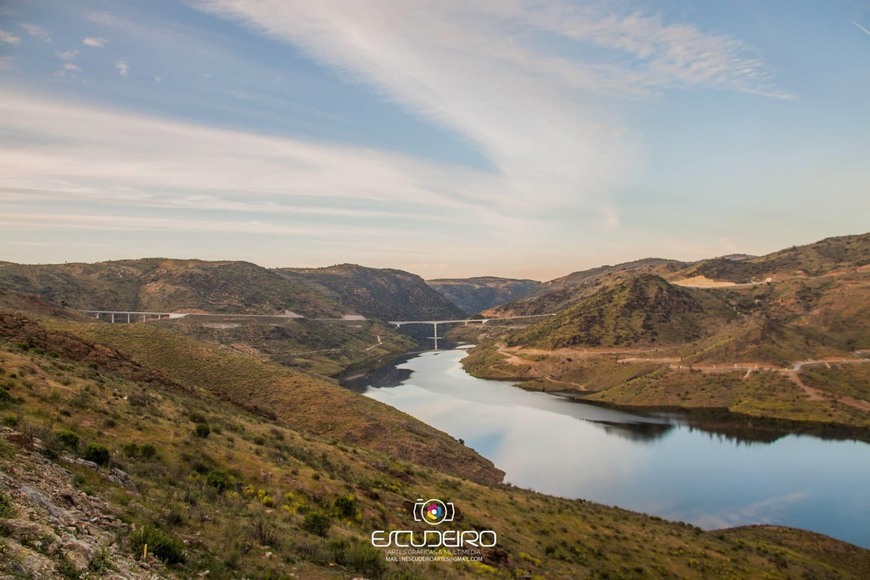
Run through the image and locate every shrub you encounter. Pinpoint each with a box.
[82,443,110,466]
[205,469,231,493]
[193,424,211,438]
[334,495,357,519]
[139,443,157,459]
[330,539,386,578]
[56,429,80,451]
[130,526,186,565]
[302,511,331,537]
[249,517,279,547]
[0,387,14,405]
[0,491,15,518]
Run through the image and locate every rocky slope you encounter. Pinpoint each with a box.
[426,277,541,315]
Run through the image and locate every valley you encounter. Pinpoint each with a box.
[0,233,868,578]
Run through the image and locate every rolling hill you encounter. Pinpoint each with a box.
[426,276,541,315]
[2,291,868,578]
[282,264,465,321]
[461,234,870,430]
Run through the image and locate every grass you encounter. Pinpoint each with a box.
[1,306,869,577]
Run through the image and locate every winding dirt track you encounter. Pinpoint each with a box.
[494,345,870,411]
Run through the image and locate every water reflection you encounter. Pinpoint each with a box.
[342,349,870,548]
[593,420,674,442]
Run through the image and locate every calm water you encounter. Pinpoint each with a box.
[344,348,870,548]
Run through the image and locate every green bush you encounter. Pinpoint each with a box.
[0,491,15,518]
[330,538,386,578]
[0,387,14,405]
[140,443,157,459]
[193,424,211,438]
[130,526,186,565]
[334,495,357,519]
[82,443,110,466]
[56,429,80,450]
[302,511,331,537]
[205,469,231,493]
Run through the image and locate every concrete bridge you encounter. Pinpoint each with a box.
[388,314,555,350]
[80,310,188,323]
[78,309,554,350]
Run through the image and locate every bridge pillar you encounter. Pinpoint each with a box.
[111,313,115,324]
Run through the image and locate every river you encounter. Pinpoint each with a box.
[343,347,870,548]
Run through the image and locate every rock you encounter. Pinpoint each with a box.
[62,538,96,571]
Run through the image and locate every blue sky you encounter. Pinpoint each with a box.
[1,0,867,279]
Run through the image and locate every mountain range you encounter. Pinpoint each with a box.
[2,238,869,577]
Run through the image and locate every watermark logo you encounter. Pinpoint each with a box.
[371,498,497,554]
[414,498,455,526]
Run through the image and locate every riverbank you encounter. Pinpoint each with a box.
[350,348,870,548]
[461,342,870,431]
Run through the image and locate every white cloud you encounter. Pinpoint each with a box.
[0,29,21,45]
[21,23,50,42]
[192,0,788,221]
[0,89,528,243]
[56,49,78,61]
[115,60,129,76]
[83,36,108,47]
[55,62,81,78]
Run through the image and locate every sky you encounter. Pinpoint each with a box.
[0,0,868,280]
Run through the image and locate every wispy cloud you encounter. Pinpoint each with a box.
[0,29,21,45]
[192,0,788,222]
[55,49,78,61]
[82,36,108,47]
[0,89,535,258]
[115,60,129,76]
[21,23,51,42]
[853,21,870,36]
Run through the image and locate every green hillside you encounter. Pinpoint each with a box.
[509,275,735,349]
[673,233,870,283]
[2,300,868,578]
[283,264,466,321]
[460,234,870,430]
[426,277,541,315]
[0,259,345,317]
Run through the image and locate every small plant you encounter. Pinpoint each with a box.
[302,511,331,537]
[0,387,14,405]
[249,516,279,547]
[87,547,115,574]
[56,429,80,451]
[130,526,186,565]
[205,469,231,493]
[0,491,15,518]
[139,443,157,459]
[82,443,110,466]
[334,495,357,519]
[193,424,211,438]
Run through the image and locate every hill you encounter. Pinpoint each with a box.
[426,276,541,315]
[0,259,345,317]
[484,258,688,317]
[508,275,735,349]
[671,233,870,284]
[2,294,868,578]
[460,234,870,430]
[279,264,465,321]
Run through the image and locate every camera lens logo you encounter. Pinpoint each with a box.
[413,498,455,526]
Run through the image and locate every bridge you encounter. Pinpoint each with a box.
[80,310,189,323]
[388,314,555,350]
[77,310,554,350]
